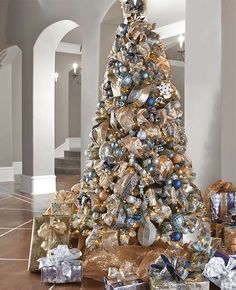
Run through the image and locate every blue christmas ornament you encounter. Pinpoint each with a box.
[172,179,182,189]
[132,213,142,221]
[122,74,133,87]
[171,213,185,229]
[147,165,155,174]
[120,95,128,102]
[111,142,119,149]
[141,70,149,80]
[171,231,182,241]
[146,97,156,106]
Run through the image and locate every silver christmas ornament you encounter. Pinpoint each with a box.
[138,221,157,247]
[137,129,147,140]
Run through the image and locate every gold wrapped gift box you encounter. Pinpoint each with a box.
[28,216,70,272]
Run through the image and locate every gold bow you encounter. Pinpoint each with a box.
[37,217,67,252]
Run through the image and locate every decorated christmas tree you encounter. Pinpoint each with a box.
[74,0,211,278]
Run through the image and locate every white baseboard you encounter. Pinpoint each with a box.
[55,137,81,158]
[0,167,14,182]
[20,175,56,195]
[13,161,22,175]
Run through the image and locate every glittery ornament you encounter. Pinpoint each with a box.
[137,129,147,140]
[137,221,157,247]
[146,97,155,106]
[171,213,185,229]
[99,142,113,161]
[122,74,133,87]
[141,70,149,80]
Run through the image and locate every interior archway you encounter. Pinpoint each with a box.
[31,20,79,193]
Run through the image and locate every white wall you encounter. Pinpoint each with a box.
[185,0,221,190]
[12,51,22,162]
[55,52,81,148]
[0,65,13,167]
[221,0,236,183]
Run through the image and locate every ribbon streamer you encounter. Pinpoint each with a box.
[108,261,138,283]
[150,255,190,282]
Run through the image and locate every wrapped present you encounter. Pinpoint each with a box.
[43,190,78,216]
[28,216,70,272]
[149,255,190,290]
[224,226,236,254]
[213,250,236,270]
[185,274,209,290]
[39,245,83,284]
[149,277,186,290]
[205,179,236,222]
[104,262,148,290]
[203,253,236,289]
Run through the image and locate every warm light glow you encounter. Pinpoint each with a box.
[54,72,59,83]
[73,62,79,74]
[178,34,185,50]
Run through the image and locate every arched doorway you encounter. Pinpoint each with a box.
[21,20,80,194]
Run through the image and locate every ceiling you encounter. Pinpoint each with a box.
[103,0,186,28]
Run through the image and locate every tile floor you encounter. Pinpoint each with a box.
[0,175,219,290]
[0,175,103,290]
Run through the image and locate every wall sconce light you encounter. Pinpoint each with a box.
[72,62,79,76]
[54,72,59,83]
[177,34,185,61]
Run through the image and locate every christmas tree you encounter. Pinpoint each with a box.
[75,0,210,267]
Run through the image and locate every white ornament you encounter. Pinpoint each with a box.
[137,129,147,140]
[158,82,174,98]
[138,221,157,247]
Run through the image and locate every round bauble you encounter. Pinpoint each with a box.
[99,142,113,160]
[127,195,136,204]
[120,95,128,102]
[119,65,128,75]
[122,74,133,87]
[113,67,120,75]
[156,155,174,179]
[147,165,155,174]
[138,221,157,247]
[137,129,147,140]
[171,231,182,241]
[173,154,183,164]
[99,190,109,201]
[172,179,182,190]
[171,213,185,229]
[141,70,149,80]
[146,97,156,106]
[115,61,123,68]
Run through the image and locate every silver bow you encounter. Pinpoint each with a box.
[38,244,82,275]
[203,256,236,289]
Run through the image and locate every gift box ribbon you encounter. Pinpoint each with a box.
[203,256,236,290]
[37,217,67,252]
[150,255,190,281]
[108,262,138,284]
[38,245,82,278]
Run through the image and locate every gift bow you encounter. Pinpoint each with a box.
[108,262,138,283]
[203,256,236,290]
[38,245,82,278]
[150,255,190,281]
[54,190,75,204]
[37,218,67,252]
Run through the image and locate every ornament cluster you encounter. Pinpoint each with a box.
[74,0,209,256]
